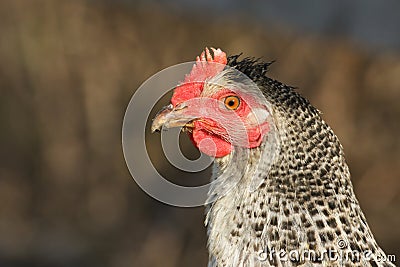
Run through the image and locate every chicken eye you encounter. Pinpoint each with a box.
[224,95,240,110]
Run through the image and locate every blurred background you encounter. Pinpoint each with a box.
[0,0,399,266]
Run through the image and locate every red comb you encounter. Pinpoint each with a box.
[171,47,227,106]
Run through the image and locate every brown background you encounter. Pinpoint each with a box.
[0,1,399,266]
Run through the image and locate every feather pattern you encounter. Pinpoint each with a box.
[205,56,395,267]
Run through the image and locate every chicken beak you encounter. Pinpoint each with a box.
[151,104,196,132]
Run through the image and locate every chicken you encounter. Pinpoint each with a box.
[151,48,395,267]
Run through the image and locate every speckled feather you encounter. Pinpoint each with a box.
[205,56,395,267]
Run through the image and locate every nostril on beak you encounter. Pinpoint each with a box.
[174,102,187,110]
[151,101,196,132]
[160,103,173,112]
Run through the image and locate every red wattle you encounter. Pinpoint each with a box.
[189,130,232,158]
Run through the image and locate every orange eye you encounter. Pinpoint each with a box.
[224,95,240,110]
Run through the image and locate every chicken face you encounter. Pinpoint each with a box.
[152,48,271,158]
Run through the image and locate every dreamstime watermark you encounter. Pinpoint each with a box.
[256,239,396,264]
[122,62,270,207]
